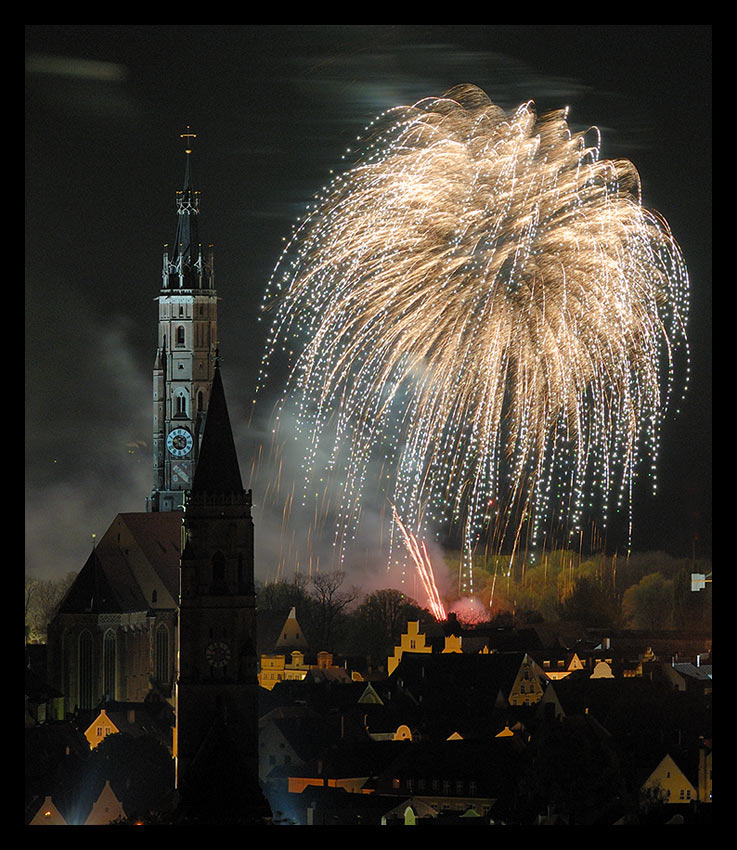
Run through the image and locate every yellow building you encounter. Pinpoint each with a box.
[84,780,127,825]
[538,652,585,680]
[28,796,67,825]
[84,708,121,749]
[259,650,311,690]
[507,653,546,706]
[387,621,433,675]
[641,754,697,804]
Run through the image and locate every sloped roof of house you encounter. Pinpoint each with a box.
[391,650,529,697]
[672,662,712,681]
[370,736,523,799]
[260,705,341,764]
[88,699,174,747]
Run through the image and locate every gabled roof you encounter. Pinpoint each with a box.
[275,607,309,650]
[87,699,174,745]
[56,547,146,614]
[56,512,182,616]
[104,512,182,599]
[392,650,529,697]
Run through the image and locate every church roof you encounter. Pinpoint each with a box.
[56,512,182,615]
[57,547,146,614]
[191,364,244,495]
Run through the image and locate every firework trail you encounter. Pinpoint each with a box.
[392,507,447,621]
[258,84,689,592]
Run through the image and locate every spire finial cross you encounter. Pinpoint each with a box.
[180,126,197,154]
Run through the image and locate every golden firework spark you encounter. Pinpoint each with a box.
[258,85,689,591]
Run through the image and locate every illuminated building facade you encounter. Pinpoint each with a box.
[149,132,218,512]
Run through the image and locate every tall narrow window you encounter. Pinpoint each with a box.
[211,551,226,593]
[176,325,185,346]
[103,630,116,699]
[176,393,187,416]
[78,630,94,710]
[155,624,169,683]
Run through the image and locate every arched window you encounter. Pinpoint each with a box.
[211,551,227,593]
[176,325,185,346]
[155,624,169,683]
[78,630,94,710]
[176,393,187,416]
[103,630,116,700]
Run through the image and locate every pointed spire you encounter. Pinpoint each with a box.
[162,127,214,291]
[174,127,201,269]
[191,362,244,495]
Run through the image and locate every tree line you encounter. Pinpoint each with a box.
[25,547,710,657]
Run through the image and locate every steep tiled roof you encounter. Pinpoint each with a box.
[57,512,182,615]
[110,512,182,598]
[56,548,146,614]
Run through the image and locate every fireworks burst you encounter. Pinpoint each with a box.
[258,84,689,592]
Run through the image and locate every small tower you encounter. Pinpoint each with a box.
[149,129,218,512]
[175,362,268,823]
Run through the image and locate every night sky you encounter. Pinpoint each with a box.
[25,25,711,586]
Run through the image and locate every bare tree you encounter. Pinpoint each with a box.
[309,572,359,651]
[25,572,76,643]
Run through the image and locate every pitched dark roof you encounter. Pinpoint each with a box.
[57,548,146,614]
[56,512,182,615]
[191,365,244,495]
[109,512,182,599]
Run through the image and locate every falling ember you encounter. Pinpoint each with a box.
[392,508,447,622]
[258,84,689,592]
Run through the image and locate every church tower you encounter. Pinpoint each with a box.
[175,363,267,823]
[149,129,218,512]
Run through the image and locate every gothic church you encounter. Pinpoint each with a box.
[46,134,265,821]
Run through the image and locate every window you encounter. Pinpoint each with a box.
[176,393,187,416]
[211,552,226,593]
[78,630,94,709]
[176,325,185,345]
[156,624,169,683]
[103,630,116,699]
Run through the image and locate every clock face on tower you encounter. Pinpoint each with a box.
[206,641,231,668]
[167,427,194,457]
